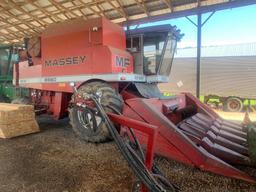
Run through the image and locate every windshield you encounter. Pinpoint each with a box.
[143,32,177,76]
[158,33,177,76]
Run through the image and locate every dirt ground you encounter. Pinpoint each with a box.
[0,116,256,192]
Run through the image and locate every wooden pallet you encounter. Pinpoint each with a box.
[0,103,39,138]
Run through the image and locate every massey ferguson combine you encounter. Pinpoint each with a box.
[13,17,256,190]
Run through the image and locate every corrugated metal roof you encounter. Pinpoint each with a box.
[0,0,255,44]
[175,42,256,57]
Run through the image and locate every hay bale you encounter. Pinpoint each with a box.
[0,103,39,138]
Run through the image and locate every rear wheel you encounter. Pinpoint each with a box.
[224,97,243,112]
[0,94,9,103]
[69,81,123,143]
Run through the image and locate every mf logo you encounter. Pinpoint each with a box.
[115,56,130,67]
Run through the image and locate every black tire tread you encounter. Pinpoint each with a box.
[224,97,243,112]
[69,81,123,143]
[0,94,9,103]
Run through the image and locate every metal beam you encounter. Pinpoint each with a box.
[196,13,202,98]
[202,11,215,26]
[185,12,215,98]
[185,16,197,27]
[123,0,256,26]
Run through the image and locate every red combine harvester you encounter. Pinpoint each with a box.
[14,17,255,186]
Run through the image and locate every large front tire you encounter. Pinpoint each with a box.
[69,81,123,143]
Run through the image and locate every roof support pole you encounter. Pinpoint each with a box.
[196,13,202,98]
[186,11,215,98]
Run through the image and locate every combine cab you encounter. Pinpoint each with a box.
[14,17,256,186]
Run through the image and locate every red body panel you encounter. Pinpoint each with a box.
[118,93,255,183]
[19,61,42,78]
[16,17,134,93]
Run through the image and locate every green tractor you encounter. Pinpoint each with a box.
[0,44,27,102]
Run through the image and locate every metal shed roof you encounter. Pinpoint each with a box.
[0,0,255,44]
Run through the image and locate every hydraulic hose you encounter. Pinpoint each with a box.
[87,95,180,192]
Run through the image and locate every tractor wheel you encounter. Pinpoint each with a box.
[0,94,9,103]
[11,97,31,105]
[224,97,244,112]
[69,81,123,143]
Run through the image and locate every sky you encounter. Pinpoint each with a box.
[137,4,256,48]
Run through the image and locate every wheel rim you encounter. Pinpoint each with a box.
[77,108,102,133]
[228,99,241,112]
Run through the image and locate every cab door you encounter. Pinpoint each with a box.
[126,35,144,75]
